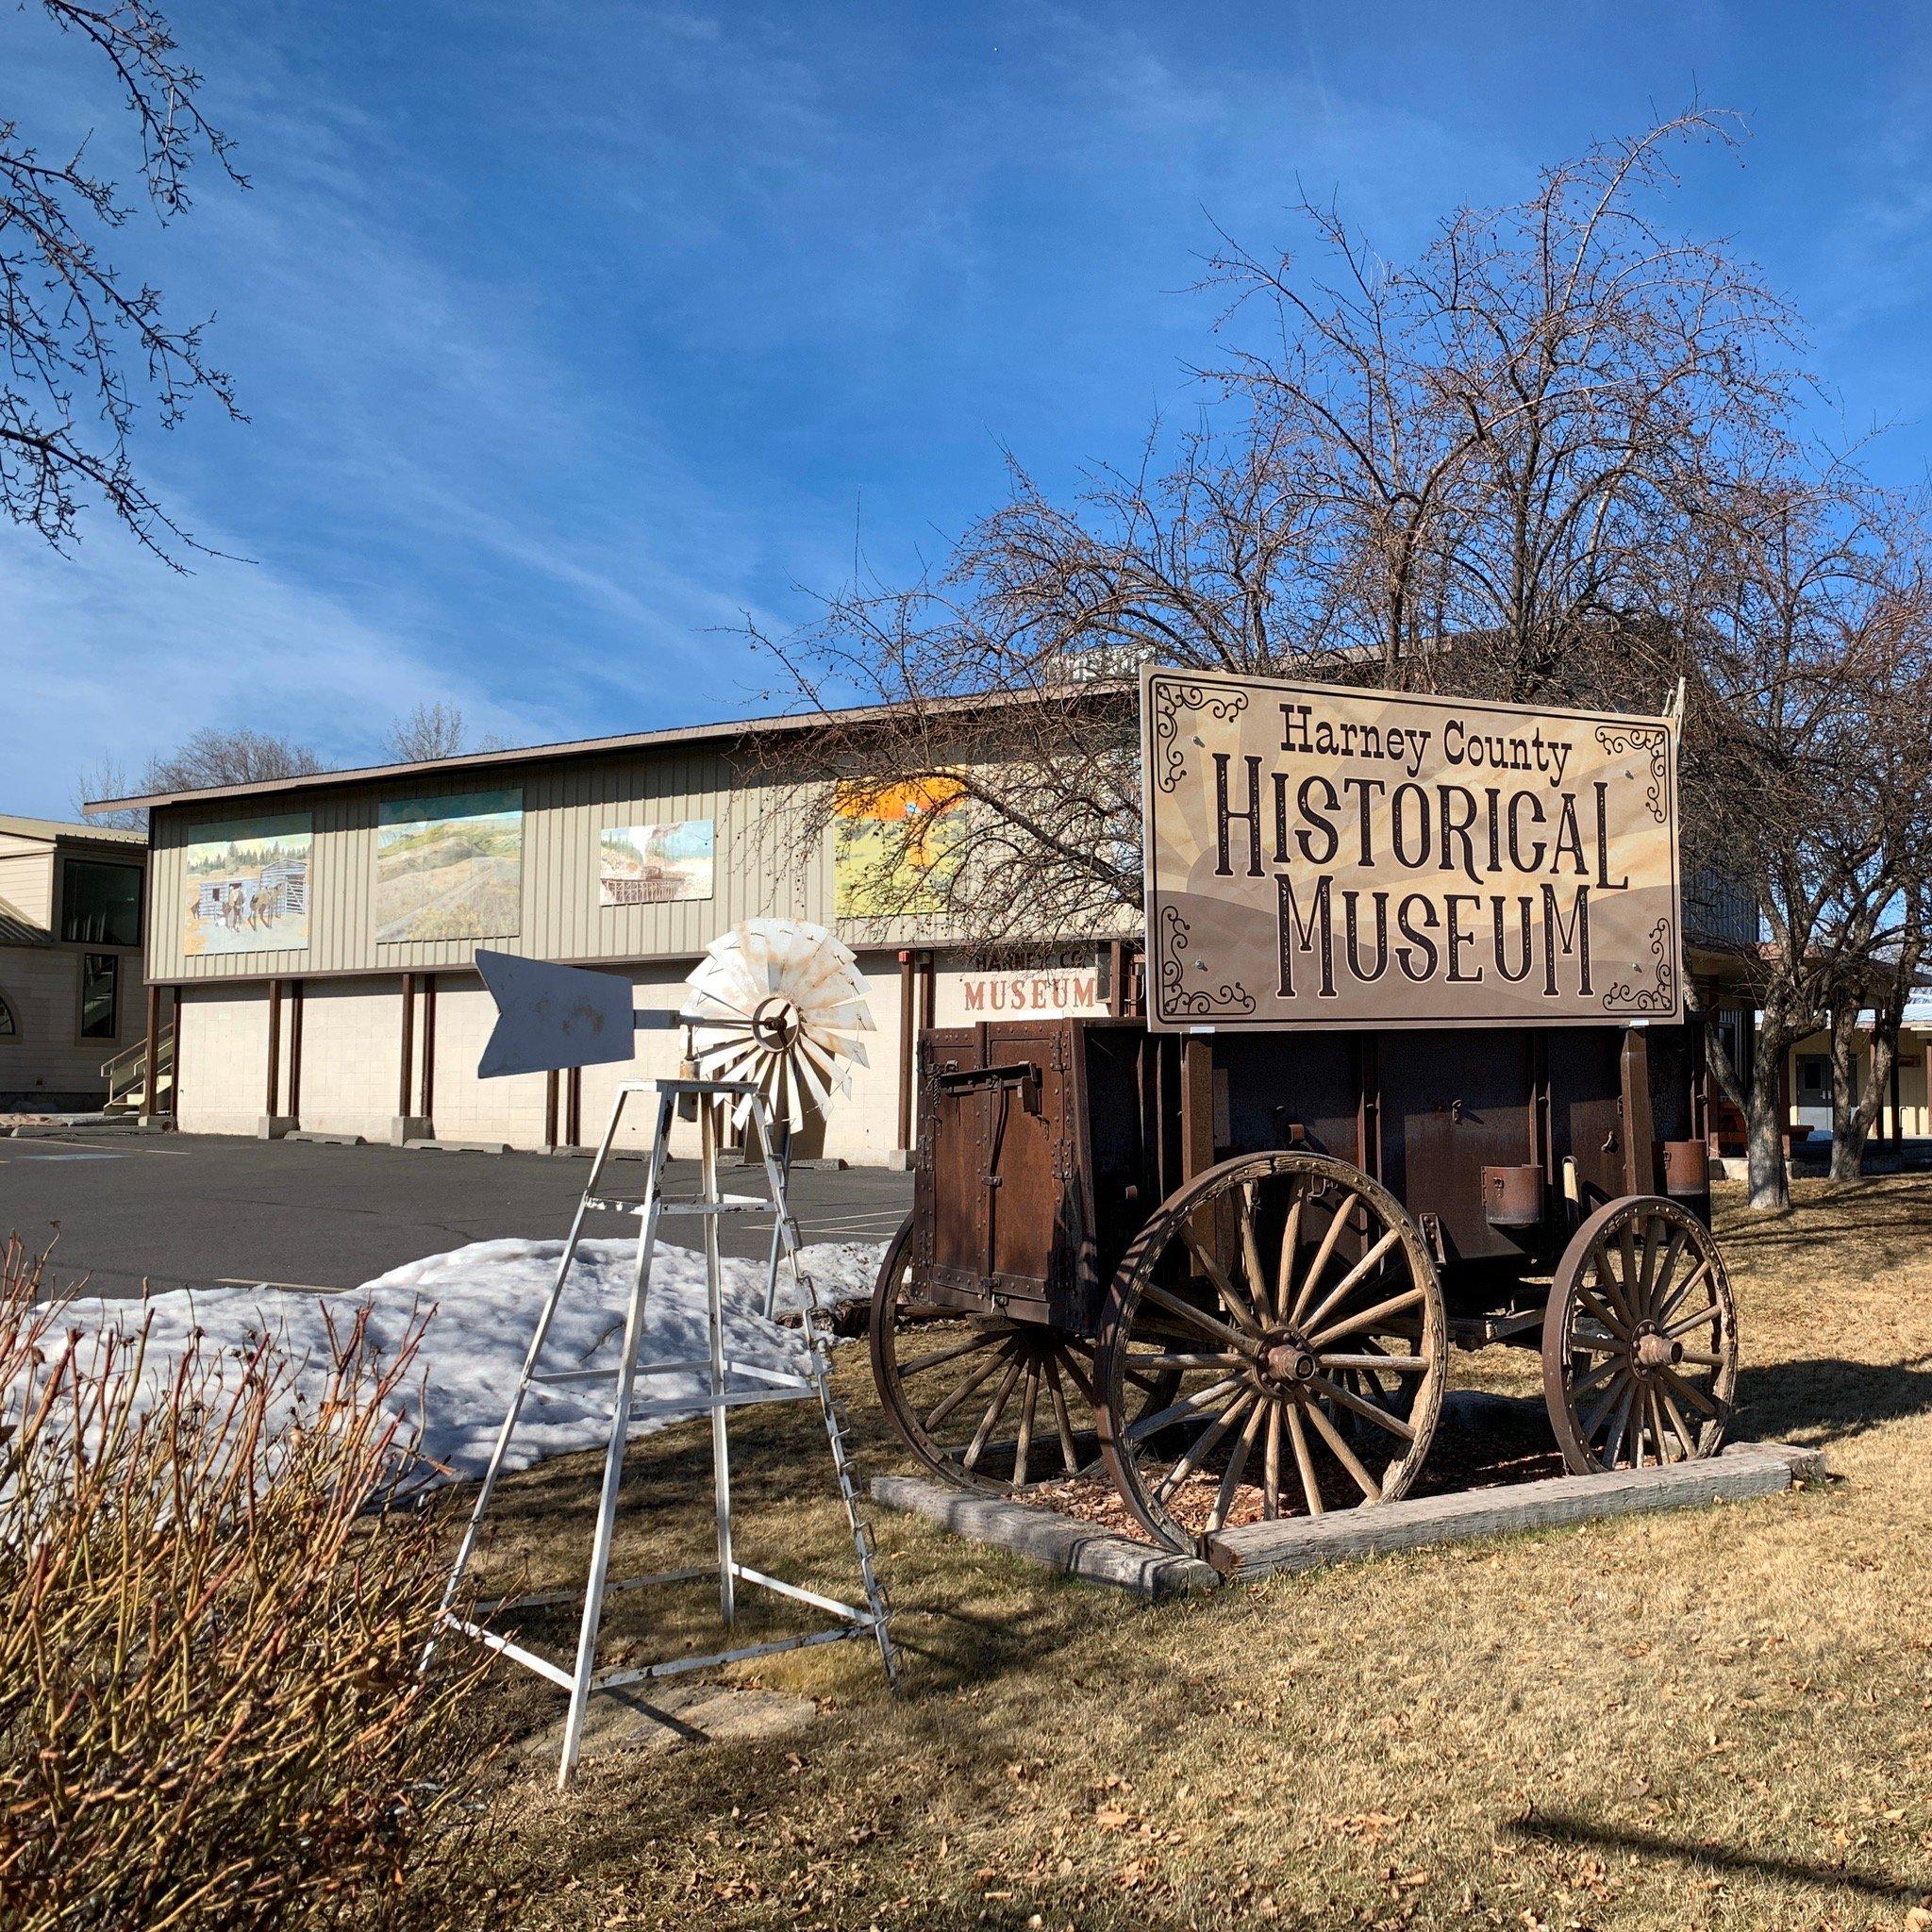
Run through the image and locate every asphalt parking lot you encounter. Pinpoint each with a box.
[0,1131,912,1301]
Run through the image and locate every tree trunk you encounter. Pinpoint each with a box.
[1701,1008,1790,1211]
[1826,1007,1865,1182]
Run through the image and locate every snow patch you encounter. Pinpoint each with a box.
[36,1238,886,1491]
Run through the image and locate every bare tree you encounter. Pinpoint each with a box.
[1641,466,1932,1208]
[3,2,245,560]
[382,702,500,764]
[751,112,1811,946]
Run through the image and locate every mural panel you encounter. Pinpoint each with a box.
[375,790,523,943]
[183,814,312,956]
[832,775,964,920]
[598,819,715,906]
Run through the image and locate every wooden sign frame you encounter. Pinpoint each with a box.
[1141,667,1682,1033]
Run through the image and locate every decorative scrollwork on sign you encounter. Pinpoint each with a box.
[1151,676,1249,792]
[1602,918,1676,1014]
[1157,906,1256,1019]
[1594,724,1670,824]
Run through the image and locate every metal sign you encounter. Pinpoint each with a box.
[1141,667,1682,1032]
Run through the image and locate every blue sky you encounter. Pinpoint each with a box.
[5,1,1931,816]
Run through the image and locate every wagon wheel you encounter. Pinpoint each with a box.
[1542,1194,1739,1474]
[1094,1150,1448,1553]
[869,1215,1114,1493]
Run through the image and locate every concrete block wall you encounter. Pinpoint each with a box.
[296,978,406,1141]
[175,984,272,1137]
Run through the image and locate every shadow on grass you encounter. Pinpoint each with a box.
[1736,1356,1932,1448]
[1506,1811,1932,1906]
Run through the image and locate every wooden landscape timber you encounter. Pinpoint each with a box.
[872,1441,1826,1595]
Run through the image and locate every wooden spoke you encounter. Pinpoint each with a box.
[1306,1284,1425,1352]
[1646,1225,1689,1318]
[898,1329,1007,1379]
[1153,1392,1257,1504]
[1653,1255,1712,1323]
[1636,1214,1664,1309]
[1297,1225,1404,1340]
[1600,1383,1638,1468]
[1239,1182,1272,1322]
[1574,1282,1631,1341]
[962,1356,1025,1473]
[1316,1351,1429,1374]
[872,1213,1170,1501]
[1095,1152,1444,1550]
[1661,1292,1722,1340]
[1542,1197,1738,1477]
[1207,1399,1269,1534]
[1013,1362,1041,1489]
[1124,1377,1241,1443]
[1578,1369,1631,1443]
[1274,1186,1306,1323]
[1657,1362,1719,1417]
[922,1343,1013,1432]
[1285,1401,1324,1517]
[1657,1383,1700,1460]
[1289,1192,1360,1325]
[1306,1374,1415,1442]
[1044,1356,1081,1475]
[1138,1280,1257,1354]
[1301,1397,1382,1502]
[1177,1221,1265,1334]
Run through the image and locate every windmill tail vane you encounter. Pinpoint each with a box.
[474,918,873,1133]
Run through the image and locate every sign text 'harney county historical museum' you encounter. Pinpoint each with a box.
[1141,668,1682,1032]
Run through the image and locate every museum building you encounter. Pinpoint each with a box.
[94,694,1764,1167]
[93,704,1136,1165]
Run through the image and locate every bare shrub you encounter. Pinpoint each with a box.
[0,1235,507,1931]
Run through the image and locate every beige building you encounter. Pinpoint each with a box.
[0,814,155,1108]
[98,698,1763,1165]
[97,713,1129,1163]
[1785,1007,1932,1147]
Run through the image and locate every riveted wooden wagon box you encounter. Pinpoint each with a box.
[869,671,1739,1555]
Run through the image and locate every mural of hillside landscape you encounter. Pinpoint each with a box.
[598,819,715,906]
[375,790,523,943]
[182,814,312,956]
[832,774,965,919]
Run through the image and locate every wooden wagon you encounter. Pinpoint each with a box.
[866,671,1740,1554]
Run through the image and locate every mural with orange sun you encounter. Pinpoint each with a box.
[831,774,966,919]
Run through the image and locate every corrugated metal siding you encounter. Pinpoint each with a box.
[148,747,835,982]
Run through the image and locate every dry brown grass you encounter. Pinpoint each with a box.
[460,1179,1932,1930]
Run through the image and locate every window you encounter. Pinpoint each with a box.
[79,954,119,1041]
[61,858,142,947]
[0,989,16,1040]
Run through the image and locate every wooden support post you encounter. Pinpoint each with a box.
[1354,1033,1382,1181]
[566,1066,582,1148]
[172,989,184,1118]
[896,950,915,1156]
[1180,1034,1215,1182]
[917,951,936,1030]
[1890,1051,1904,1145]
[545,1069,560,1149]
[266,978,282,1118]
[142,982,160,1118]
[420,974,437,1121]
[398,973,416,1119]
[1107,940,1125,1018]
[1620,1027,1656,1196]
[288,980,304,1121]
